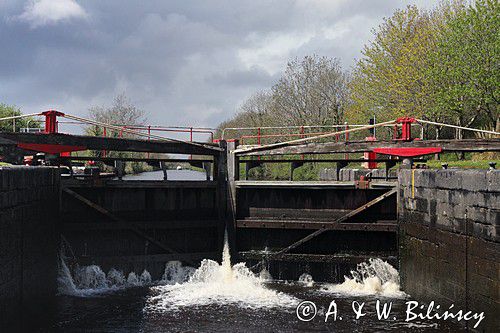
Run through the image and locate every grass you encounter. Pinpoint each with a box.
[425,160,499,169]
[239,152,499,181]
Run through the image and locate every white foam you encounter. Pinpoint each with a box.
[57,256,153,297]
[140,270,152,284]
[159,261,195,284]
[321,258,405,297]
[127,272,140,286]
[298,273,314,287]
[57,257,78,295]
[145,233,297,312]
[107,268,126,286]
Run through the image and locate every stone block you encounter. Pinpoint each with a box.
[462,191,487,208]
[436,201,454,218]
[319,168,337,181]
[485,192,500,210]
[485,209,500,226]
[452,203,467,220]
[471,222,498,242]
[449,190,467,205]
[461,170,489,192]
[435,170,463,190]
[467,206,488,224]
[398,169,411,185]
[414,197,429,213]
[486,170,500,193]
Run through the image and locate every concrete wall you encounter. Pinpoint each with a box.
[0,167,60,331]
[399,169,499,332]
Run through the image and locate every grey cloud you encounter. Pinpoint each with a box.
[0,0,439,128]
[206,67,277,87]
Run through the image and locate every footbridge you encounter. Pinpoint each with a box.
[0,111,499,277]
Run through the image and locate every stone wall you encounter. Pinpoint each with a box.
[0,167,60,331]
[320,168,397,181]
[399,169,499,332]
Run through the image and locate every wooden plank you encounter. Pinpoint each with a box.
[78,252,217,265]
[226,141,240,256]
[0,137,15,146]
[62,179,217,188]
[0,132,221,155]
[239,252,398,263]
[62,220,218,231]
[63,187,119,221]
[62,187,194,264]
[237,219,397,232]
[236,138,500,156]
[215,141,228,255]
[249,188,397,270]
[245,207,351,220]
[57,156,213,163]
[235,180,396,188]
[239,158,426,163]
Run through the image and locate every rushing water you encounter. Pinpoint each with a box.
[55,232,467,332]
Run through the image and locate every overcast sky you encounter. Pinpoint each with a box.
[0,0,437,131]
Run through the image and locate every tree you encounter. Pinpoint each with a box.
[271,55,349,126]
[348,0,499,138]
[86,94,146,137]
[0,103,40,132]
[428,0,499,134]
[348,5,442,123]
[216,90,274,142]
[85,94,151,173]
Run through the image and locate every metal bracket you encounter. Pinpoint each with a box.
[290,161,304,180]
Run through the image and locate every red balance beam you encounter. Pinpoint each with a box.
[373,147,442,157]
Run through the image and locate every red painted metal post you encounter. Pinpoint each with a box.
[345,123,349,160]
[300,126,304,160]
[394,117,416,141]
[257,127,261,161]
[364,136,377,169]
[190,127,193,160]
[147,125,151,158]
[401,119,412,141]
[42,110,64,134]
[102,127,107,157]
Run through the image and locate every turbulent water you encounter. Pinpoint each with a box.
[145,233,297,312]
[56,235,465,332]
[321,258,405,298]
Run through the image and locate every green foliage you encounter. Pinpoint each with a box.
[348,0,499,135]
[428,0,499,132]
[217,1,500,179]
[348,5,443,123]
[0,103,41,132]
